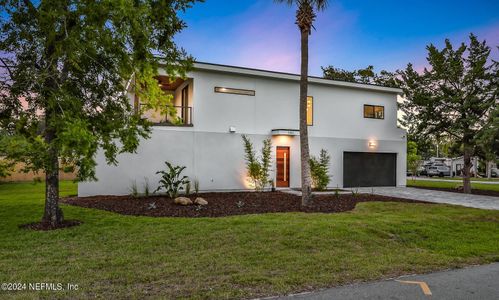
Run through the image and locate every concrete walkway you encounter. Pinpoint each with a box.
[352,187,499,210]
[276,263,499,300]
[281,187,499,210]
[409,177,499,185]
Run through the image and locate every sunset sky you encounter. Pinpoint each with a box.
[176,0,499,76]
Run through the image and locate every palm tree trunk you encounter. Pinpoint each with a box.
[299,29,313,206]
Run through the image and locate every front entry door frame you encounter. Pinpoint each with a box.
[276,146,290,187]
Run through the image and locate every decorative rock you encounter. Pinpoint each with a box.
[194,197,208,206]
[174,197,193,206]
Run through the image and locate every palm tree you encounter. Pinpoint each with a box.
[275,0,328,206]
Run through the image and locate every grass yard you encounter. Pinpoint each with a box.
[438,177,499,182]
[407,179,499,192]
[1,181,498,299]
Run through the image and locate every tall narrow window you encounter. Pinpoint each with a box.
[307,96,313,126]
[181,85,189,124]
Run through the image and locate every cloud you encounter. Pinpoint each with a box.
[176,1,498,76]
[229,4,300,73]
[176,0,358,75]
[231,2,359,74]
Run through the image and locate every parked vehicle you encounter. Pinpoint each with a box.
[420,163,432,176]
[427,165,451,177]
[491,168,498,178]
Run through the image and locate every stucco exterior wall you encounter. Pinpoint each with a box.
[78,130,406,196]
[78,66,406,197]
[189,69,403,141]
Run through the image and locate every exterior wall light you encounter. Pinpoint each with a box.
[368,140,377,148]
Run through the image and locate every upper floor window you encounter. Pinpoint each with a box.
[307,96,313,126]
[215,87,255,96]
[364,104,384,119]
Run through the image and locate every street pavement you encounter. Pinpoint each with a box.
[275,263,499,300]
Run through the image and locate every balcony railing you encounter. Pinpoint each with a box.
[166,106,193,126]
[140,105,193,126]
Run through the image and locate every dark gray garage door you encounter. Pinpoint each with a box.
[343,152,396,188]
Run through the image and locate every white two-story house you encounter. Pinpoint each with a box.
[78,62,406,196]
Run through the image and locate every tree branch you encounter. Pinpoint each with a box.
[23,0,38,16]
[0,57,15,79]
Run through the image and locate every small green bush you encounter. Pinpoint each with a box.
[193,178,200,195]
[242,135,272,191]
[0,159,13,179]
[185,180,191,196]
[143,177,150,197]
[310,149,331,191]
[129,180,139,198]
[155,161,190,198]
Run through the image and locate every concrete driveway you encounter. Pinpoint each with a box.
[353,187,499,210]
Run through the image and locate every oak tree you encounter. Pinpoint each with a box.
[0,0,200,226]
[399,34,498,193]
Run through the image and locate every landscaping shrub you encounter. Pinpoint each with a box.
[155,161,190,198]
[310,149,331,191]
[242,135,272,191]
[129,180,139,198]
[193,178,200,195]
[143,177,150,197]
[0,158,14,179]
[185,180,191,196]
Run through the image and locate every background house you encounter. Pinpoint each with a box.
[78,62,406,196]
[422,156,480,176]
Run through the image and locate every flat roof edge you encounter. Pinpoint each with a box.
[192,62,403,94]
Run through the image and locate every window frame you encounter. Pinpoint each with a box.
[214,86,255,96]
[363,104,385,120]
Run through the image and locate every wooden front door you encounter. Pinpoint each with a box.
[276,147,290,187]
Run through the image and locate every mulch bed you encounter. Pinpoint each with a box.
[62,192,430,218]
[408,185,499,197]
[19,220,83,231]
[292,188,348,192]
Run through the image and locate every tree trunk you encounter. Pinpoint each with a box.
[42,124,63,226]
[299,29,313,206]
[39,17,64,226]
[41,79,63,226]
[462,145,472,194]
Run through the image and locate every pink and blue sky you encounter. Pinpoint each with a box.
[176,0,499,76]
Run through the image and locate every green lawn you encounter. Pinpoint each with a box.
[1,182,498,299]
[411,177,499,182]
[443,177,499,182]
[408,179,499,192]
